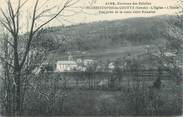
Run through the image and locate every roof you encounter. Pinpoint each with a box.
[164,52,176,57]
[84,59,94,62]
[57,61,77,65]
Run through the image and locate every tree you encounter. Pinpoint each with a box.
[0,0,78,115]
[156,7,183,83]
[0,32,14,115]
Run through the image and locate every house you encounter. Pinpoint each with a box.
[83,59,95,66]
[108,62,115,70]
[164,52,176,57]
[106,62,115,72]
[76,58,82,63]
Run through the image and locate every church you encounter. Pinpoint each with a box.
[55,53,77,72]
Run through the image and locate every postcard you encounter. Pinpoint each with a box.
[0,0,182,116]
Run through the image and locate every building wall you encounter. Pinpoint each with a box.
[56,63,77,72]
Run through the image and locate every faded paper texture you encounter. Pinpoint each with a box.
[0,0,182,116]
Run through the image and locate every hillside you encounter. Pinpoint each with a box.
[39,15,176,61]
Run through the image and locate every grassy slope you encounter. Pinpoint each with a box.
[43,15,175,62]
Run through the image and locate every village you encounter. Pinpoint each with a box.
[38,52,116,73]
[34,45,182,75]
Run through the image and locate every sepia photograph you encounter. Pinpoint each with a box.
[0,0,182,116]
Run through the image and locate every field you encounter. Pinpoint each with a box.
[62,83,182,116]
[48,45,158,62]
[22,70,182,116]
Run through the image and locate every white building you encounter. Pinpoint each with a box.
[76,58,82,63]
[83,59,95,66]
[56,61,77,72]
[164,52,176,57]
[108,62,115,70]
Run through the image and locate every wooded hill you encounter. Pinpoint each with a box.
[38,15,177,61]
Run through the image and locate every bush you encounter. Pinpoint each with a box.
[120,80,182,116]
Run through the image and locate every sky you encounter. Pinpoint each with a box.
[0,0,179,31]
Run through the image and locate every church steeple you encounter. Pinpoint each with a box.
[68,52,73,61]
